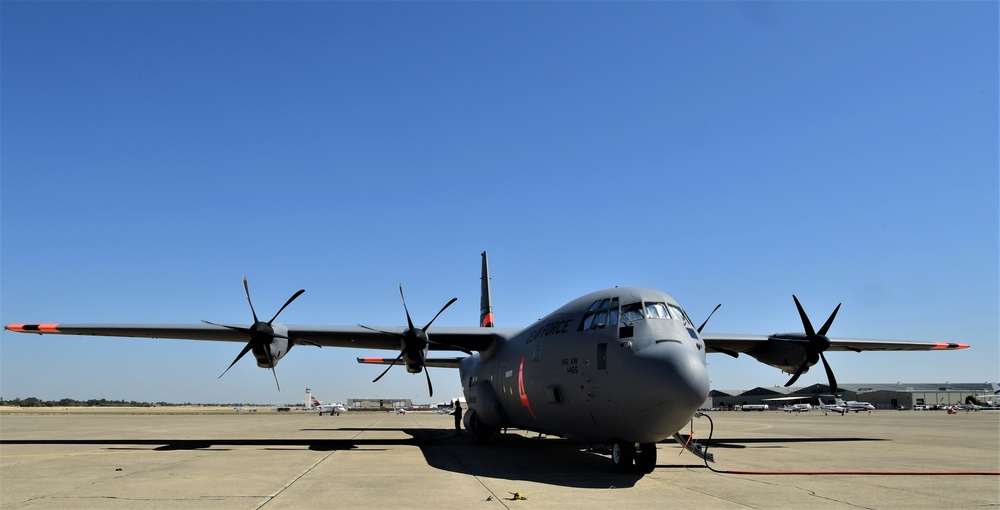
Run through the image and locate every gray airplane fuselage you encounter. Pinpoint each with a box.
[460,286,710,444]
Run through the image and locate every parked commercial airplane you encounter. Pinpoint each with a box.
[4,252,968,472]
[312,397,347,416]
[762,395,815,412]
[836,398,876,412]
[819,401,847,414]
[782,403,812,412]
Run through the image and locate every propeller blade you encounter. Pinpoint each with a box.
[817,303,841,337]
[792,295,815,337]
[423,297,458,331]
[262,341,280,391]
[243,277,260,323]
[373,351,405,383]
[697,304,722,334]
[201,320,247,333]
[424,362,434,397]
[427,339,473,355]
[358,324,404,338]
[398,284,416,331]
[269,289,305,324]
[269,367,281,391]
[819,351,838,393]
[785,362,807,387]
[219,342,254,379]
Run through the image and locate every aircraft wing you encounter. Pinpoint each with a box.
[702,334,969,354]
[4,323,520,353]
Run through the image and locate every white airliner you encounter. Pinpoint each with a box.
[312,397,347,416]
[836,398,875,412]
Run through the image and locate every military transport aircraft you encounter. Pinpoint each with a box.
[4,252,968,472]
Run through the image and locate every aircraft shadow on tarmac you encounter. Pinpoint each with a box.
[304,427,648,488]
[0,430,887,489]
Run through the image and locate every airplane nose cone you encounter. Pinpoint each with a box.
[620,342,710,443]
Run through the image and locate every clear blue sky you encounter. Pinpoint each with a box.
[2,1,997,405]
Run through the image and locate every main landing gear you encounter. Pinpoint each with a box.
[611,439,657,473]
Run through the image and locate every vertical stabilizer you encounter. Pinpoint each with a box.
[480,251,494,327]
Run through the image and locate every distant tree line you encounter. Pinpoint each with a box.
[1,397,286,407]
[2,397,175,407]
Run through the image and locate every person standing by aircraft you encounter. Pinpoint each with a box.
[452,401,463,434]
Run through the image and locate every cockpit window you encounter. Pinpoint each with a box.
[621,303,644,322]
[645,302,671,319]
[581,297,619,331]
[668,304,693,326]
[636,301,693,325]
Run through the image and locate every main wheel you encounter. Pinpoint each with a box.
[635,442,657,473]
[611,439,636,472]
[469,410,492,444]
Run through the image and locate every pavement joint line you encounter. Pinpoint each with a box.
[255,448,338,509]
[442,440,509,509]
[255,417,382,508]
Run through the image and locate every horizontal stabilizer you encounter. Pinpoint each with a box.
[357,357,462,369]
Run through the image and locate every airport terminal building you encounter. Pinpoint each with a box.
[346,398,413,410]
[706,383,995,410]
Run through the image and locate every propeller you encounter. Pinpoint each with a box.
[203,277,304,391]
[784,295,840,393]
[697,303,722,334]
[359,284,457,397]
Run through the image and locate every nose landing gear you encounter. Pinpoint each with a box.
[611,439,657,473]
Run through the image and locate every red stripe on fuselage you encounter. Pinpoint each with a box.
[518,357,536,420]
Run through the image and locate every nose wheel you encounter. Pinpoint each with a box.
[611,440,657,473]
[635,442,657,473]
[611,440,635,471]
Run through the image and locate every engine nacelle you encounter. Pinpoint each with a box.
[251,326,291,368]
[746,338,810,375]
[463,380,506,430]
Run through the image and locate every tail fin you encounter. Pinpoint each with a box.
[480,251,494,327]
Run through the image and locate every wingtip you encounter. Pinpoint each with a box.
[5,324,60,333]
[932,342,970,350]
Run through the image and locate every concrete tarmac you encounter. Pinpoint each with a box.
[1,407,998,509]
